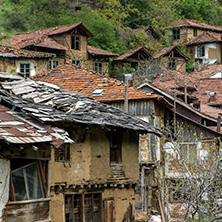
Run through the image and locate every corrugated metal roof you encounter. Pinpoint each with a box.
[0,104,73,146]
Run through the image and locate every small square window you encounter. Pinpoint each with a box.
[72,60,81,66]
[55,143,70,162]
[49,60,59,69]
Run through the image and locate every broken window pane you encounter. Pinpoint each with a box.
[12,162,43,201]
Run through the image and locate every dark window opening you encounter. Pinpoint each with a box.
[20,63,30,77]
[65,194,82,222]
[65,193,102,222]
[197,46,205,57]
[173,29,180,40]
[10,161,46,201]
[94,62,103,74]
[55,143,70,162]
[49,60,59,69]
[169,179,187,203]
[71,36,80,50]
[72,60,81,66]
[109,130,122,164]
[193,29,197,37]
[169,59,176,70]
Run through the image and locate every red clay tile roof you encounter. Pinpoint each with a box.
[88,46,118,57]
[153,46,189,60]
[0,45,55,58]
[114,47,153,61]
[152,69,195,91]
[5,22,93,50]
[166,18,222,32]
[32,62,158,102]
[186,32,222,45]
[200,104,222,118]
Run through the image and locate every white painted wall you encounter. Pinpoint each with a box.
[0,158,10,221]
[17,60,36,76]
[195,43,217,60]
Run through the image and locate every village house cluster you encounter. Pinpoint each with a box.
[0,17,222,222]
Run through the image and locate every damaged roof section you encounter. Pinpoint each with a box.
[0,73,162,135]
[0,45,55,58]
[0,104,73,147]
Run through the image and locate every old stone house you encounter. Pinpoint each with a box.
[0,102,72,222]
[5,22,117,76]
[165,18,222,45]
[185,32,222,65]
[112,46,188,74]
[0,73,161,222]
[31,62,222,221]
[138,81,222,221]
[0,45,55,76]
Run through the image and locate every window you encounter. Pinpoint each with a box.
[197,46,205,57]
[71,36,80,50]
[49,60,59,69]
[169,59,176,70]
[180,143,199,163]
[193,29,197,37]
[173,29,180,40]
[55,143,70,162]
[11,162,45,201]
[20,63,30,77]
[94,62,103,74]
[72,60,81,67]
[65,193,102,222]
[65,195,82,222]
[169,179,188,203]
[109,130,122,164]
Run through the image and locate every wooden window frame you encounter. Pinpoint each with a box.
[20,63,31,77]
[172,29,180,40]
[179,142,199,163]
[10,161,46,201]
[65,193,102,222]
[49,60,59,69]
[168,179,187,203]
[169,59,176,70]
[94,62,103,74]
[197,45,205,57]
[109,130,122,164]
[71,36,81,50]
[193,29,197,37]
[55,143,70,162]
[72,60,81,66]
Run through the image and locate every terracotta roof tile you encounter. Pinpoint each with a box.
[32,62,158,102]
[0,44,55,58]
[153,45,189,60]
[166,18,222,32]
[152,69,195,90]
[88,46,118,57]
[186,31,222,45]
[114,47,153,61]
[5,22,93,50]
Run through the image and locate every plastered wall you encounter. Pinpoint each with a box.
[0,159,10,222]
[0,57,50,75]
[65,34,88,60]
